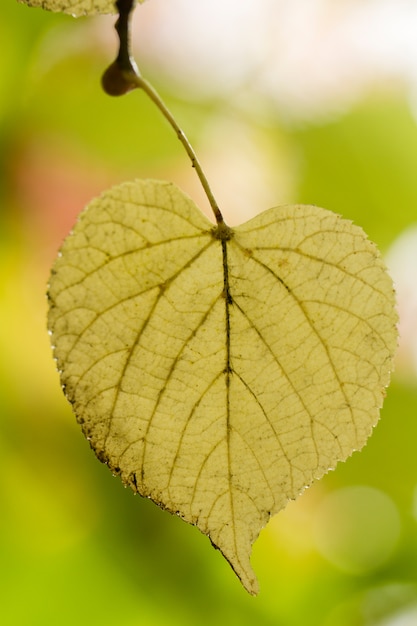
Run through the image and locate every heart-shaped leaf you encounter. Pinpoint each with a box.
[48,179,397,594]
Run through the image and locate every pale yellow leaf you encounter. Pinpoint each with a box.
[48,179,397,594]
[18,0,145,17]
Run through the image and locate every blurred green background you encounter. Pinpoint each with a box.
[2,1,417,624]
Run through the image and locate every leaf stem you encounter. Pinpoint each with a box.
[134,75,224,224]
[104,0,225,225]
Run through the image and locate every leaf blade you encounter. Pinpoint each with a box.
[18,0,145,17]
[48,180,397,594]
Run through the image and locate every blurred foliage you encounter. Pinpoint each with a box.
[1,2,417,625]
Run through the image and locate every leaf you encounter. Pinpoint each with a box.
[18,0,145,17]
[48,179,397,594]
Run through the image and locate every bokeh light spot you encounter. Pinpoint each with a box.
[314,486,401,575]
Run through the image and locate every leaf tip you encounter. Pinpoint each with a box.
[233,561,259,596]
